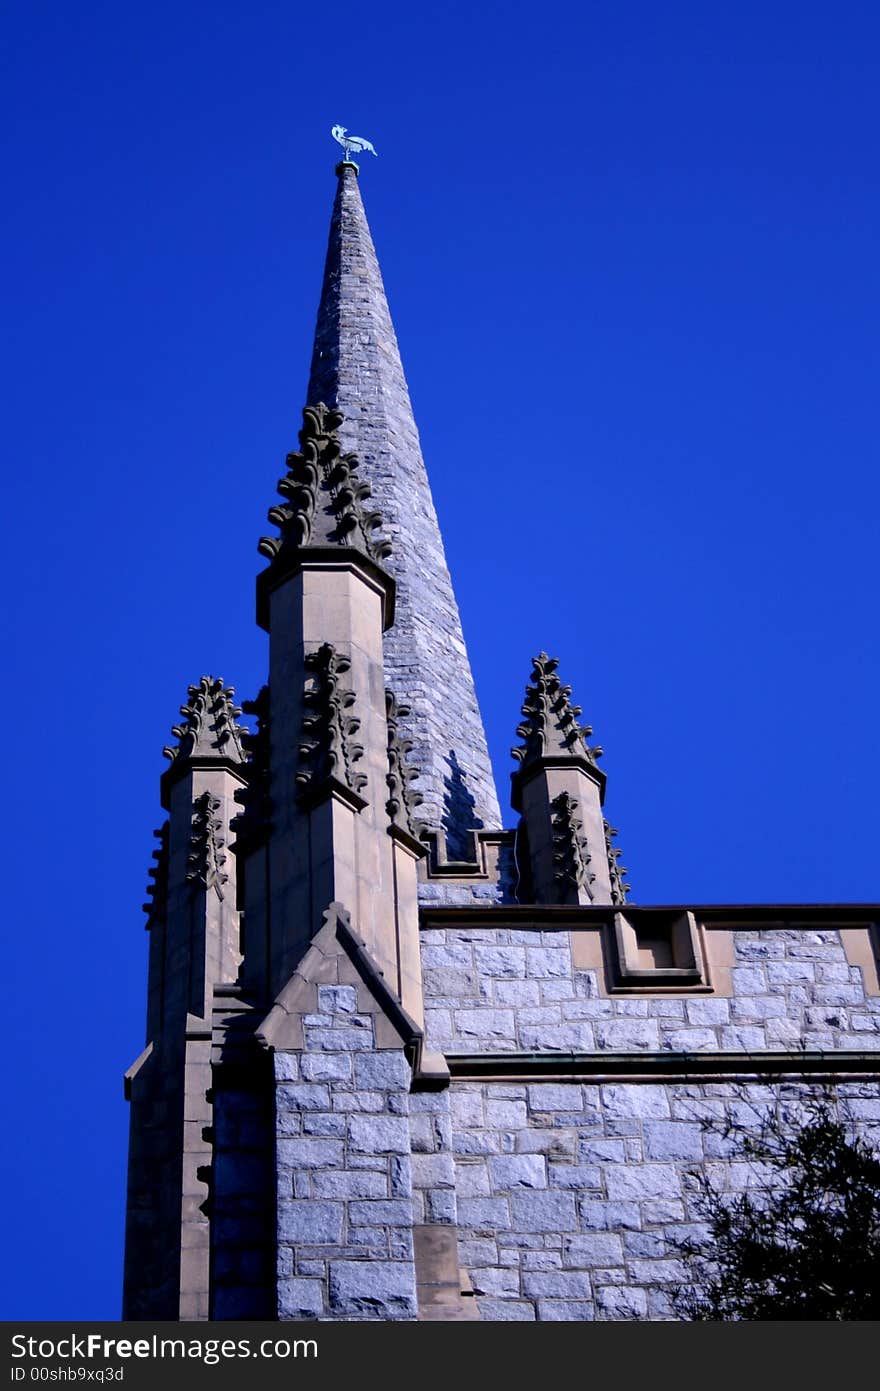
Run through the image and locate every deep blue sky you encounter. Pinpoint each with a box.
[3,1,878,1319]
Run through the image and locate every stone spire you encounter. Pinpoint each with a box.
[162,677,247,773]
[306,162,501,844]
[512,652,605,773]
[511,653,612,904]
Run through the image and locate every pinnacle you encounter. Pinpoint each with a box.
[162,676,248,767]
[258,402,391,567]
[604,819,632,905]
[300,159,502,840]
[512,652,604,769]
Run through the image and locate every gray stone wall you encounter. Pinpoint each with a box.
[274,985,418,1321]
[450,1079,880,1320]
[421,925,880,1056]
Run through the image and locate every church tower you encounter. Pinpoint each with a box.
[124,148,880,1323]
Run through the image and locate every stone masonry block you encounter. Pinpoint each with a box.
[278,1278,324,1320]
[525,947,571,978]
[277,1138,344,1170]
[278,1200,343,1244]
[596,1285,648,1320]
[605,1165,681,1201]
[328,1261,417,1321]
[301,1052,353,1082]
[317,985,358,1015]
[474,946,526,977]
[509,1192,577,1233]
[601,1085,670,1119]
[274,1054,300,1081]
[411,1153,455,1189]
[311,1170,388,1199]
[488,1155,547,1190]
[485,1099,527,1128]
[348,1199,413,1227]
[528,1084,585,1112]
[348,1115,411,1155]
[642,1122,704,1161]
[353,1051,411,1090]
[522,1271,592,1299]
[458,1197,511,1230]
[277,1082,331,1112]
[595,1020,660,1051]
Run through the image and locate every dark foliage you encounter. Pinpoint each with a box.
[676,1094,880,1320]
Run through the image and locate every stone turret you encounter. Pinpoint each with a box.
[307,161,500,854]
[249,400,429,1037]
[125,676,248,1320]
[511,652,618,904]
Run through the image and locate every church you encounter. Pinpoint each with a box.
[123,146,880,1322]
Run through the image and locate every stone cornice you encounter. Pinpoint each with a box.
[256,545,395,633]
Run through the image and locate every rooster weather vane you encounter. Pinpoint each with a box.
[331,124,378,163]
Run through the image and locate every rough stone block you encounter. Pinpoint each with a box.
[449,1089,484,1126]
[595,1285,648,1320]
[509,1192,577,1233]
[527,1083,584,1113]
[277,1082,331,1112]
[660,1028,718,1051]
[425,1190,457,1224]
[353,1051,411,1090]
[328,1261,417,1320]
[278,1200,343,1244]
[493,979,541,1006]
[595,1020,660,1051]
[390,1154,412,1198]
[488,1155,547,1190]
[303,1112,347,1137]
[564,1232,625,1266]
[453,1009,517,1043]
[470,1266,521,1297]
[474,946,526,977]
[348,1115,411,1155]
[547,1162,603,1191]
[731,965,767,995]
[317,985,358,1015]
[523,1271,591,1299]
[274,1054,300,1081]
[304,1025,373,1052]
[475,1299,535,1321]
[684,998,730,1026]
[484,1098,528,1128]
[525,947,571,979]
[520,1024,594,1051]
[276,1138,344,1170]
[301,1052,352,1082]
[720,1026,767,1051]
[411,1152,455,1188]
[312,1170,388,1199]
[578,1139,627,1164]
[643,1122,704,1161]
[277,1278,324,1320]
[628,1259,688,1284]
[535,1299,594,1321]
[601,1085,670,1119]
[458,1197,511,1230]
[348,1199,413,1227]
[604,1165,681,1201]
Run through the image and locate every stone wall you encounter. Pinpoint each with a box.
[449,1078,880,1320]
[421,924,880,1056]
[274,986,418,1321]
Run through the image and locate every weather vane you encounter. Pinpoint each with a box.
[331,125,378,163]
